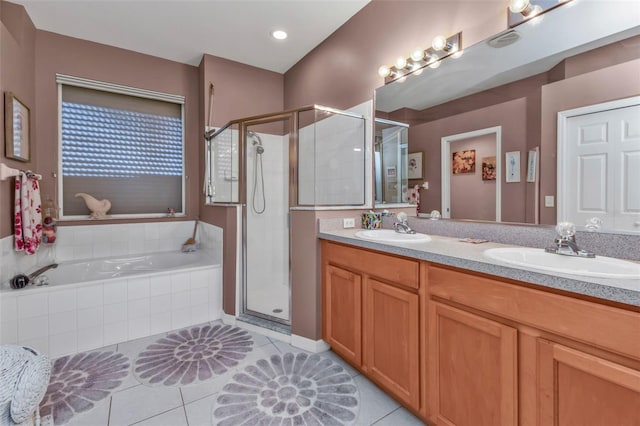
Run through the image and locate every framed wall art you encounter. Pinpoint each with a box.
[5,92,31,162]
[452,149,476,174]
[408,152,423,179]
[505,151,521,183]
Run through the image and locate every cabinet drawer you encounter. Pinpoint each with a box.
[324,242,420,289]
[428,265,640,360]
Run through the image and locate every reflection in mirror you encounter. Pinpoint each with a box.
[374,1,640,233]
[374,118,409,205]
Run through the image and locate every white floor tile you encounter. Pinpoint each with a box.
[373,407,426,425]
[184,393,217,426]
[323,349,361,377]
[131,406,188,426]
[353,374,401,426]
[109,385,183,425]
[179,368,234,405]
[63,397,110,426]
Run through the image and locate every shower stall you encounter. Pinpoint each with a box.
[205,105,366,327]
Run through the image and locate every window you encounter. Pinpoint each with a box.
[57,75,185,218]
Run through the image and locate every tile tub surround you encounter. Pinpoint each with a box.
[0,220,223,285]
[0,264,223,358]
[319,229,640,307]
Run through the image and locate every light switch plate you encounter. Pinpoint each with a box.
[545,195,555,207]
[343,218,355,228]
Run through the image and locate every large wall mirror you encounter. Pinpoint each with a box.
[374,1,640,233]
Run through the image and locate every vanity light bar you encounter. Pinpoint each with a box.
[508,0,573,28]
[378,32,462,85]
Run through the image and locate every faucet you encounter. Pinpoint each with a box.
[393,212,416,234]
[545,222,595,258]
[9,263,58,289]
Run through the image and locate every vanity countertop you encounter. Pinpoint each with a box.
[319,229,640,308]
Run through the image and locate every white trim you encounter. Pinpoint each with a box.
[557,96,640,224]
[441,126,502,221]
[291,335,330,353]
[233,320,292,344]
[56,74,185,104]
[221,312,237,326]
[235,205,242,317]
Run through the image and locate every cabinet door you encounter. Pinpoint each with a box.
[538,340,640,426]
[429,301,517,426]
[364,278,420,410]
[324,265,362,366]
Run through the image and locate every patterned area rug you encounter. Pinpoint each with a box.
[133,324,254,387]
[212,352,360,426]
[39,351,130,425]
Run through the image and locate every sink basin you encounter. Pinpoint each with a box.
[355,229,432,243]
[484,247,640,279]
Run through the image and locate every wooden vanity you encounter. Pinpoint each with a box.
[321,239,640,426]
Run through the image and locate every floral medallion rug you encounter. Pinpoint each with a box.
[133,324,254,387]
[39,351,130,425]
[212,352,360,426]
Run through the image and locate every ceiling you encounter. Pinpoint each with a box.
[9,0,371,73]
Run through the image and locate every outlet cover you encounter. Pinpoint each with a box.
[343,218,355,228]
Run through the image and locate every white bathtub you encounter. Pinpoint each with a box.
[0,250,222,358]
[42,250,215,285]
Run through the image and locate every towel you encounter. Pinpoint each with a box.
[14,172,42,255]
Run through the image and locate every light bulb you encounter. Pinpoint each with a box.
[271,30,288,40]
[395,56,407,69]
[429,60,441,69]
[378,65,391,78]
[413,68,424,76]
[397,76,407,83]
[432,35,448,51]
[509,0,530,13]
[452,49,464,59]
[411,49,424,61]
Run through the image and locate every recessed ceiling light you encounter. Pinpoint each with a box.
[271,30,288,40]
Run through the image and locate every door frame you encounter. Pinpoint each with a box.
[556,96,640,224]
[441,126,502,221]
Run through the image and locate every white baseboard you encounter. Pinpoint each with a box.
[221,312,236,326]
[291,334,330,353]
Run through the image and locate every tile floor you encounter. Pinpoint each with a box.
[51,320,425,426]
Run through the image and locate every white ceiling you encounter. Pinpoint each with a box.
[10,0,371,73]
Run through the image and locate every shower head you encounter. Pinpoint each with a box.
[248,131,264,154]
[248,131,263,146]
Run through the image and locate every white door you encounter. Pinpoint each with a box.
[561,102,640,231]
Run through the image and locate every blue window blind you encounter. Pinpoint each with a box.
[60,85,184,217]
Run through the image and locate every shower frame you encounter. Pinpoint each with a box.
[207,105,367,326]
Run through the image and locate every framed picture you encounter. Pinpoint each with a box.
[452,149,476,174]
[526,149,537,182]
[408,152,423,179]
[386,166,397,178]
[4,92,30,162]
[505,151,521,183]
[482,156,496,181]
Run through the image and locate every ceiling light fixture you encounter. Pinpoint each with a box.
[377,32,462,84]
[271,30,288,40]
[508,0,573,27]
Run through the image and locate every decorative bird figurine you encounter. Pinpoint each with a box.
[74,193,112,219]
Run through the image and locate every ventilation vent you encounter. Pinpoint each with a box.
[487,30,521,48]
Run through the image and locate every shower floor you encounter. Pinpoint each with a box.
[246,280,289,321]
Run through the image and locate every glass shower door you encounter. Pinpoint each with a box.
[243,118,291,324]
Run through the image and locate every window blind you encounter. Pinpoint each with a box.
[60,84,184,217]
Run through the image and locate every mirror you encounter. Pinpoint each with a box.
[374,118,409,205]
[374,1,640,233]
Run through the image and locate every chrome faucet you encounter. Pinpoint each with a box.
[545,222,595,258]
[393,212,416,234]
[9,263,58,289]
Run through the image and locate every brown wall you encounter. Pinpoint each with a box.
[450,135,496,221]
[1,1,35,238]
[411,97,528,223]
[283,0,506,110]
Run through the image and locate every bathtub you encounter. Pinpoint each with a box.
[0,250,222,358]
